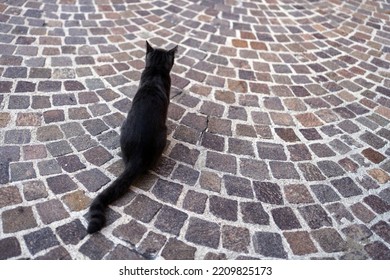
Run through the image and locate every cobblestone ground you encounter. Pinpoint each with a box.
[0,0,390,260]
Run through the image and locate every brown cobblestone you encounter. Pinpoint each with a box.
[296,113,323,127]
[43,110,65,123]
[183,190,208,214]
[36,125,63,142]
[362,148,386,164]
[338,158,359,173]
[0,186,22,208]
[83,146,113,166]
[62,190,91,211]
[222,225,250,253]
[199,171,221,193]
[284,184,314,204]
[288,144,312,161]
[284,231,318,256]
[270,112,295,126]
[185,217,220,249]
[2,206,37,233]
[367,168,390,184]
[208,117,232,136]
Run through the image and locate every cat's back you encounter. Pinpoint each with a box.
[131,81,169,116]
[121,80,169,144]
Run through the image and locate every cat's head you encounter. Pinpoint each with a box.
[145,41,178,71]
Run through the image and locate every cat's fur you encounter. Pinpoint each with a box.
[87,41,178,233]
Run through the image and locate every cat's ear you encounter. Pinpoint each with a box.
[168,45,178,55]
[146,41,154,53]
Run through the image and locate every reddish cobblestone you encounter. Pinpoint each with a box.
[284,231,318,256]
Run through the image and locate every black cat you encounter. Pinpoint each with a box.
[87,41,178,233]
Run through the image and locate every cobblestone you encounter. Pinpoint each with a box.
[185,217,220,249]
[0,237,21,260]
[0,186,22,208]
[113,220,147,246]
[56,220,87,246]
[1,0,389,260]
[312,228,347,253]
[253,231,287,259]
[154,206,188,236]
[283,231,317,256]
[36,199,70,225]
[23,227,60,255]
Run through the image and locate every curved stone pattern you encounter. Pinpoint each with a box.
[0,0,389,260]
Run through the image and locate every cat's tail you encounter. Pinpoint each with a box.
[87,161,143,234]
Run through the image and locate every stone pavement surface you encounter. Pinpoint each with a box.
[0,0,390,260]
